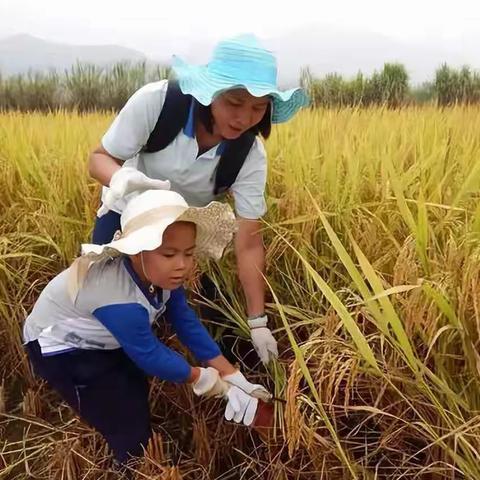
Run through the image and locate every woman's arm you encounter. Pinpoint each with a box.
[234,218,278,364]
[88,145,122,187]
[234,218,266,317]
[88,82,167,187]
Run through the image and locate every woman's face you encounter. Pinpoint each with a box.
[210,89,270,139]
[130,221,196,290]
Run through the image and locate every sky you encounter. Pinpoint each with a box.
[1,0,479,81]
[2,0,478,52]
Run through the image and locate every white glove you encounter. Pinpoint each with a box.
[98,167,171,217]
[192,367,229,398]
[248,315,278,365]
[224,386,258,426]
[222,370,272,402]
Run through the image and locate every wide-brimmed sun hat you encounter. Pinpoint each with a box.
[67,190,236,302]
[82,189,237,260]
[171,33,309,124]
[67,190,236,301]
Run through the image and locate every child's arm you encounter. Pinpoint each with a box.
[165,287,227,365]
[205,354,237,376]
[94,302,199,383]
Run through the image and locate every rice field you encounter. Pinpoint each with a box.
[1,106,480,479]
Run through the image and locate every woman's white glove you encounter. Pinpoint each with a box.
[192,367,229,398]
[98,167,171,217]
[248,315,278,365]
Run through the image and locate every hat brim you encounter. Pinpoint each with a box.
[81,202,236,261]
[82,216,178,256]
[178,202,237,260]
[171,56,309,124]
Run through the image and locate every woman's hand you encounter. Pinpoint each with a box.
[98,167,171,216]
[248,315,278,364]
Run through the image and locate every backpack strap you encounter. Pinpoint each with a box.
[143,80,256,196]
[143,81,191,153]
[214,132,256,195]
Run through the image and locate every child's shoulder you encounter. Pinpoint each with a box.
[80,256,122,284]
[76,256,135,308]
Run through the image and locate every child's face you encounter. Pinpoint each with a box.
[131,221,196,290]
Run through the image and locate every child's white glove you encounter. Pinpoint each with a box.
[193,369,271,426]
[224,386,258,426]
[248,315,278,365]
[98,167,170,217]
[192,367,229,398]
[222,370,272,402]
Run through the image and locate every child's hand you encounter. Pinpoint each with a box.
[191,367,229,398]
[224,386,258,426]
[222,370,272,402]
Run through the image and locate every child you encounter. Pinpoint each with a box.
[23,189,270,466]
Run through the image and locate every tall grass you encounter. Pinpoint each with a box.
[1,106,480,479]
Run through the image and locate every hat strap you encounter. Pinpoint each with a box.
[139,252,156,294]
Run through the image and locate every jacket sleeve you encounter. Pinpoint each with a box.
[93,302,191,383]
[165,287,222,362]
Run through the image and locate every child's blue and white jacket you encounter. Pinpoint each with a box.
[23,256,221,383]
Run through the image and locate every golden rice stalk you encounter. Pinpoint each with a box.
[285,359,303,456]
[192,416,211,468]
[21,387,43,417]
[0,380,5,414]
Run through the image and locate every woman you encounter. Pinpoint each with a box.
[88,33,309,365]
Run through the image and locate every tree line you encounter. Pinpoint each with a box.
[1,61,479,112]
[301,64,480,108]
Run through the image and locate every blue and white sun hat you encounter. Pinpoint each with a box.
[171,34,309,124]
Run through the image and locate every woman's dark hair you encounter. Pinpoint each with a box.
[196,101,272,139]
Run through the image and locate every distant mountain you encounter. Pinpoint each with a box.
[0,34,147,75]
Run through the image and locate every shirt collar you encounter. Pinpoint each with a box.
[216,141,226,155]
[183,99,196,139]
[183,99,227,157]
[122,256,163,309]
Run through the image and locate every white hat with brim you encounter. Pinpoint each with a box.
[67,190,236,303]
[81,190,237,261]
